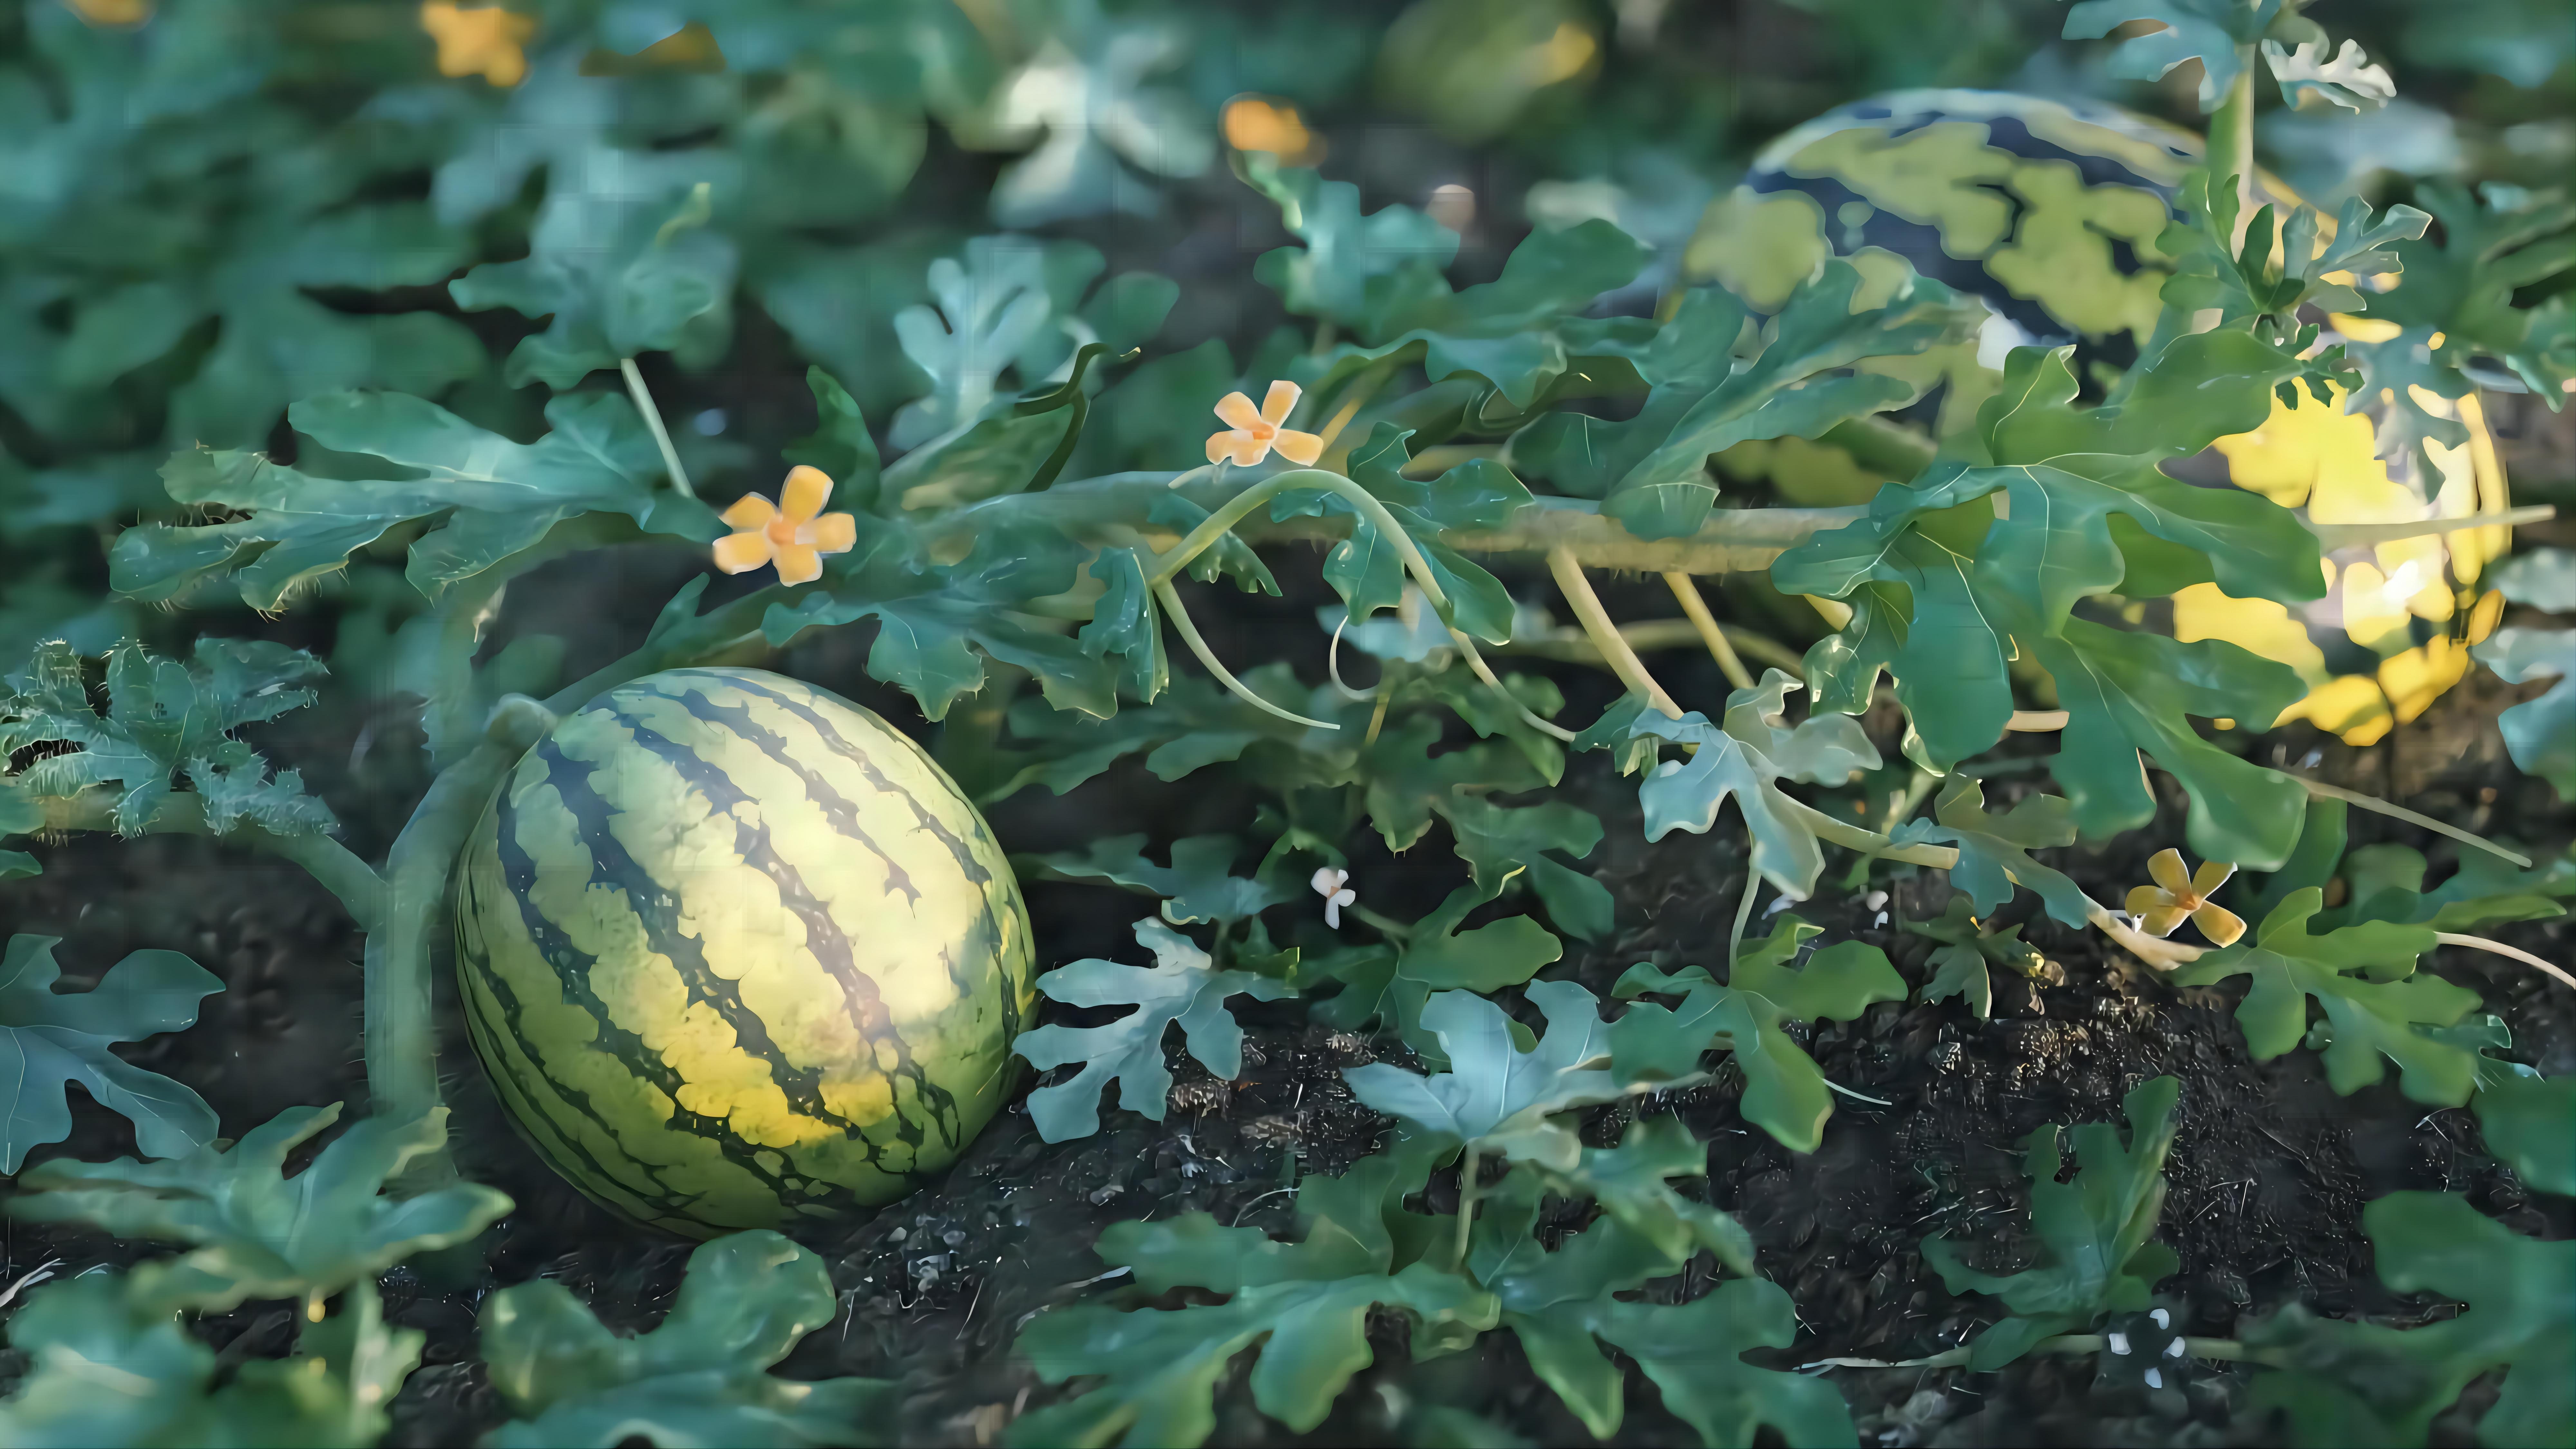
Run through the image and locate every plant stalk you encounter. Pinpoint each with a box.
[1152,578,1338,729]
[1662,572,1756,691]
[44,790,386,933]
[1449,1144,1482,1273]
[621,356,696,500]
[1550,548,1683,718]
[366,743,515,1184]
[2205,53,2260,238]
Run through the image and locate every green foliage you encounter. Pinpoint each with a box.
[452,182,738,390]
[1610,917,1907,1151]
[2474,1073,2575,1198]
[2361,185,2576,424]
[1595,263,1973,539]
[1620,671,1883,898]
[2062,1,2268,106]
[8,1102,510,1317]
[2477,627,2576,799]
[1012,1141,1501,1448]
[482,1230,896,1448]
[2158,177,2425,343]
[1907,896,2055,1020]
[113,392,721,609]
[1033,834,1291,927]
[0,637,335,843]
[1015,918,1294,1141]
[1889,776,2097,930]
[1308,883,1565,1064]
[0,1272,422,1449]
[1015,1112,1840,1449]
[1343,980,1627,1167]
[1922,1076,2182,1368]
[0,934,222,1173]
[2170,889,2488,1104]
[2246,1193,2572,1447]
[1778,339,2316,866]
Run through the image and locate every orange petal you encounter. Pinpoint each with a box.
[1228,434,1272,467]
[2191,859,2236,896]
[2138,904,2192,939]
[781,464,833,521]
[2125,884,2170,916]
[2147,848,2192,896]
[1271,428,1324,466]
[712,531,773,574]
[772,545,823,586]
[1214,391,1264,431]
[1260,379,1302,425]
[2192,904,2246,947]
[720,493,777,530]
[804,512,857,554]
[1207,431,1242,464]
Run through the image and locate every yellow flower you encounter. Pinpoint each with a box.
[66,0,152,27]
[714,466,857,586]
[1206,381,1325,468]
[2124,849,2246,947]
[421,1,535,87]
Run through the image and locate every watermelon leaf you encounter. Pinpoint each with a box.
[1308,884,1563,1065]
[2169,889,2487,1103]
[1776,340,2316,866]
[111,392,721,609]
[2244,1194,2574,1448]
[2474,1073,2575,1198]
[0,1272,424,1449]
[1609,917,1906,1152]
[1530,1116,1756,1276]
[760,512,1114,723]
[8,1102,511,1316]
[482,1231,897,1449]
[1922,1076,2183,1369]
[0,935,222,1174]
[1342,981,1626,1169]
[1012,1142,1501,1448]
[1889,777,2098,930]
[1622,671,1882,900]
[450,180,739,391]
[0,638,336,839]
[1600,261,1973,540]
[2061,0,2281,111]
[1015,918,1295,1142]
[1032,834,1291,927]
[2474,626,2576,800]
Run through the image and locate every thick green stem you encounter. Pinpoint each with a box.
[366,743,514,1183]
[1551,547,1683,718]
[2205,54,2259,233]
[45,790,386,933]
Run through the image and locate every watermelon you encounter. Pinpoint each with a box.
[1686,89,2516,746]
[456,667,1035,1237]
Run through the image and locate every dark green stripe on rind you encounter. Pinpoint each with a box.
[689,671,1035,1046]
[500,721,882,1218]
[637,680,964,1153]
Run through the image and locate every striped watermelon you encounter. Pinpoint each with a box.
[456,667,1035,1237]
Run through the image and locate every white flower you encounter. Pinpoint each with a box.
[1311,866,1356,929]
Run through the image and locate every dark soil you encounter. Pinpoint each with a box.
[0,543,2569,1449]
